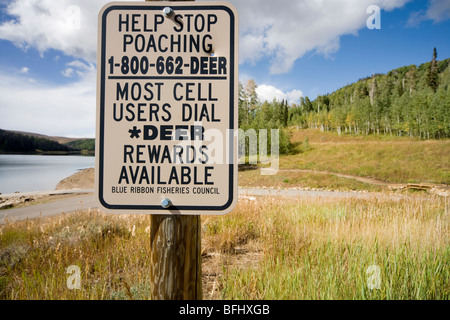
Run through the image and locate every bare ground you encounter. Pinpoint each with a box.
[1,166,447,299]
[55,168,95,190]
[0,168,95,210]
[55,167,388,190]
[2,166,448,211]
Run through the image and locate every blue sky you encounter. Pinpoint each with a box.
[0,0,449,137]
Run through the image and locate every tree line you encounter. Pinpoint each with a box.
[65,139,95,153]
[0,129,79,154]
[290,49,450,139]
[239,79,294,155]
[239,49,450,153]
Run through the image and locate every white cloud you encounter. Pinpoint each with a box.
[0,0,106,62]
[256,84,303,105]
[407,0,450,26]
[19,67,28,74]
[61,59,94,78]
[61,68,74,78]
[0,67,96,137]
[256,85,286,103]
[0,0,412,73]
[406,0,450,27]
[286,89,304,104]
[0,0,414,137]
[426,0,450,22]
[222,0,410,73]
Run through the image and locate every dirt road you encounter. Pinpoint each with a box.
[1,187,403,224]
[276,169,389,185]
[0,192,96,224]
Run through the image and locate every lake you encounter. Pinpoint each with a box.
[0,154,95,194]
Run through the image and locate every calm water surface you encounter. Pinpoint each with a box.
[0,154,95,194]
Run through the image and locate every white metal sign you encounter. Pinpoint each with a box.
[96,1,238,214]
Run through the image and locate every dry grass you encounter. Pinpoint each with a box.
[238,169,383,192]
[0,210,153,299]
[217,194,449,299]
[237,129,449,192]
[281,129,450,184]
[2,192,447,300]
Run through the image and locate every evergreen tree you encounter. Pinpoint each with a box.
[302,96,313,112]
[283,100,289,127]
[427,47,439,92]
[237,55,450,149]
[244,79,259,125]
[238,82,246,127]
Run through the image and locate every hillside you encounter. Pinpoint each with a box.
[239,52,450,166]
[0,129,79,154]
[0,129,95,155]
[9,130,84,144]
[65,139,95,152]
[288,54,450,139]
[238,128,450,193]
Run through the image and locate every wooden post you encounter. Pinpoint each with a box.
[145,0,202,300]
[150,215,202,300]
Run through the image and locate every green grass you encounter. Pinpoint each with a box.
[238,169,383,192]
[218,195,449,300]
[0,211,152,300]
[223,244,449,299]
[1,129,448,300]
[279,129,450,184]
[238,129,450,191]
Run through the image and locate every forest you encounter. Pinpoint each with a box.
[239,49,450,155]
[0,129,78,154]
[2,51,448,156]
[65,139,95,153]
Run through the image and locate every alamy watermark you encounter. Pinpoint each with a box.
[238,128,279,175]
[64,5,81,30]
[366,265,381,290]
[133,125,280,175]
[66,265,81,290]
[367,5,381,30]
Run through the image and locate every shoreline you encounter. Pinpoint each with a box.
[55,167,95,190]
[0,151,94,156]
[2,165,448,211]
[0,167,95,210]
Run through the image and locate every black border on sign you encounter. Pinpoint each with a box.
[98,4,236,212]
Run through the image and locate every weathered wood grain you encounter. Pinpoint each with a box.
[145,0,201,301]
[150,215,202,300]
